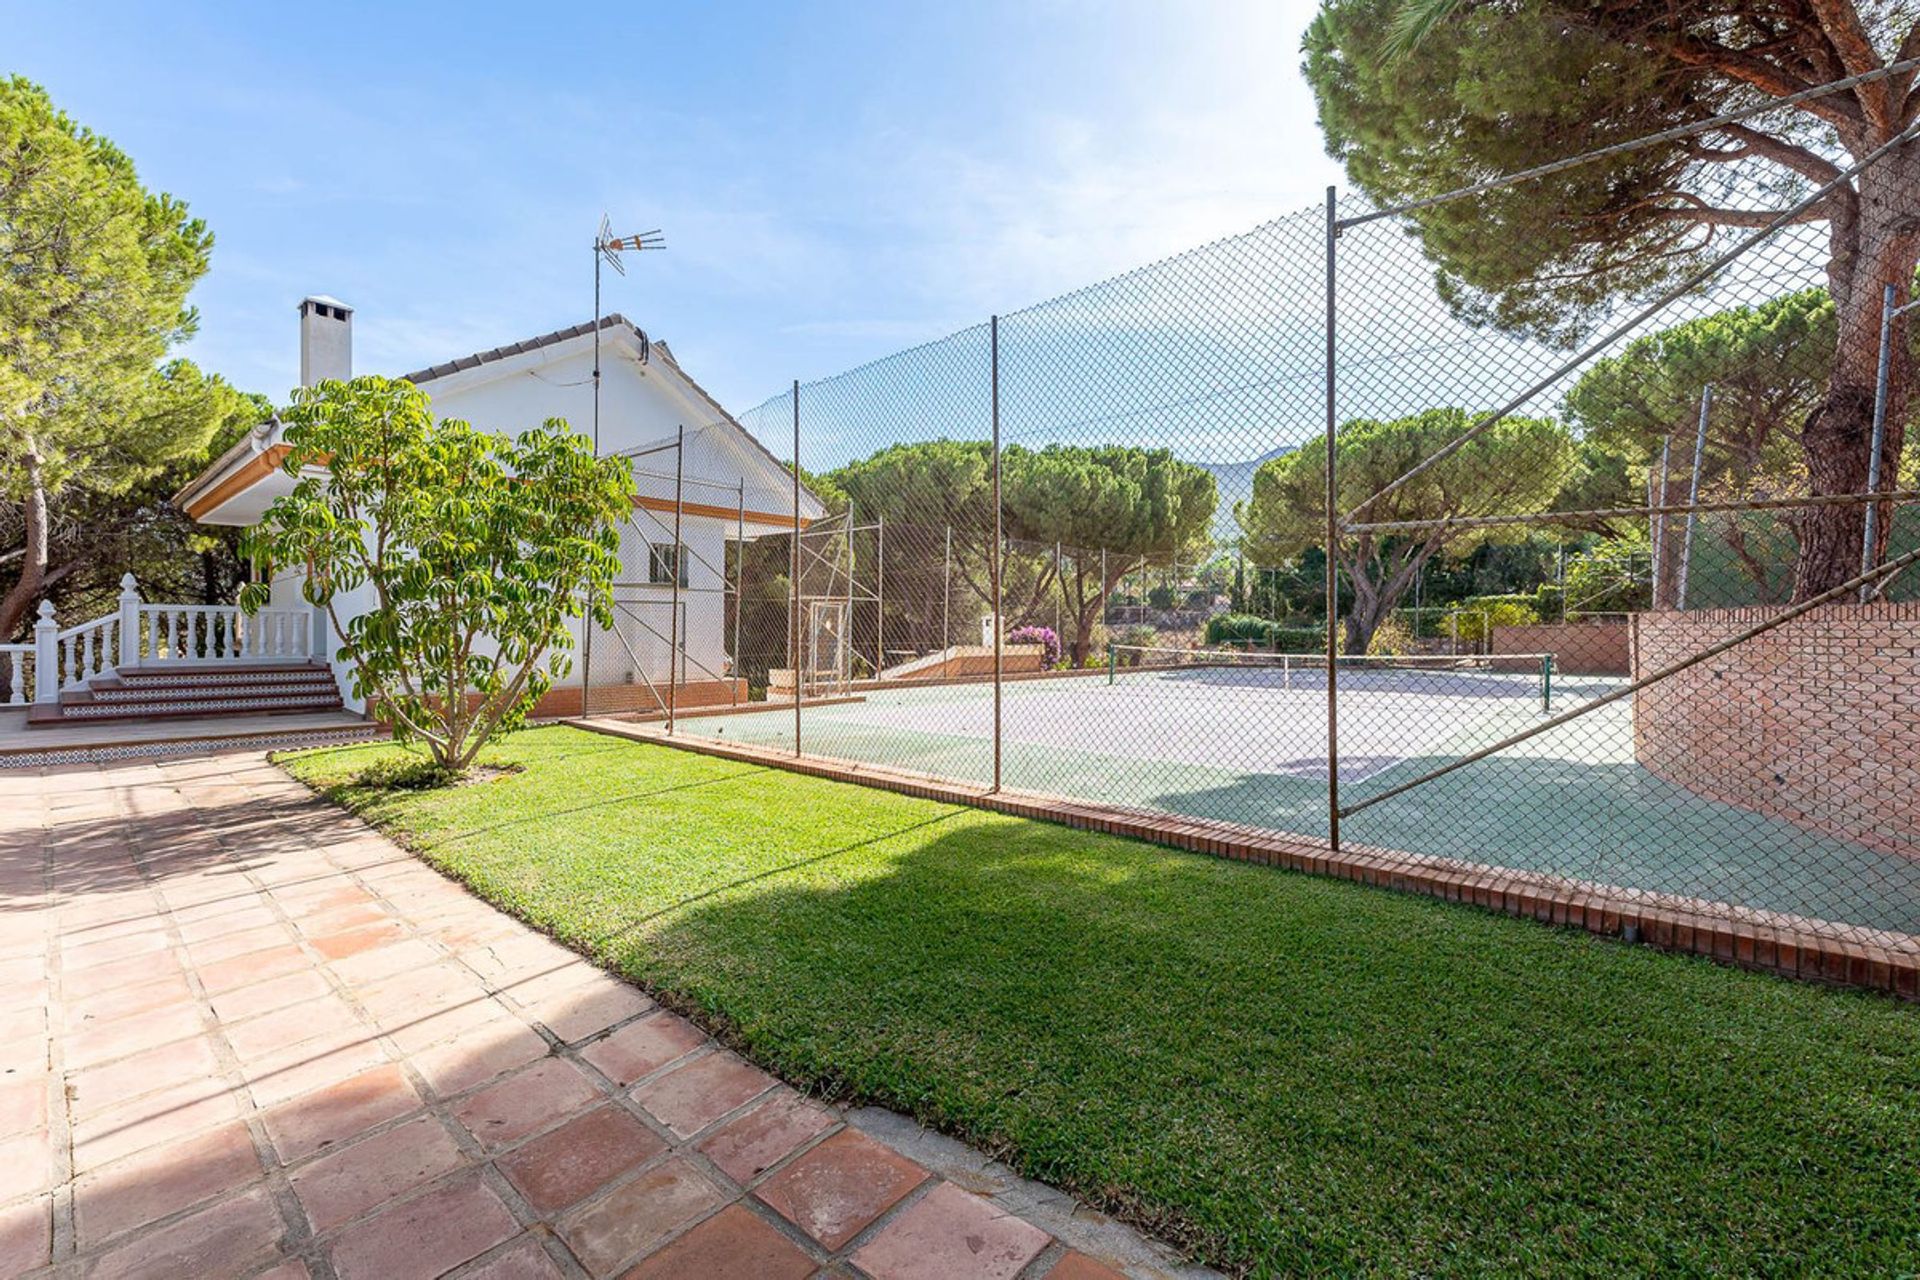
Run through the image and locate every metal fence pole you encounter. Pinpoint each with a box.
[942,524,952,654]
[991,314,1003,794]
[1651,435,1673,608]
[1863,282,1898,601]
[791,380,802,757]
[667,424,684,735]
[876,517,886,677]
[734,480,744,706]
[1678,384,1711,610]
[1323,185,1341,852]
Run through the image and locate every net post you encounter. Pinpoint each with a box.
[1323,185,1341,853]
[1107,641,1115,685]
[1542,652,1552,715]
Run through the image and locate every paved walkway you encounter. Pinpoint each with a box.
[0,754,1210,1280]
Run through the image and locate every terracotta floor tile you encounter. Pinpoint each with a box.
[197,943,311,995]
[632,1051,776,1139]
[84,1185,285,1280]
[328,1176,519,1280]
[62,971,196,1031]
[327,938,443,987]
[0,1194,50,1277]
[64,1001,206,1070]
[0,1128,53,1202]
[1044,1250,1132,1280]
[458,1237,569,1278]
[74,1120,264,1247]
[848,1182,1050,1280]
[752,1129,928,1251]
[186,921,298,966]
[452,1057,603,1151]
[0,1076,48,1140]
[263,1062,424,1161]
[243,1029,391,1110]
[525,978,654,1045]
[223,994,365,1061]
[312,920,410,961]
[496,1104,668,1215]
[207,968,334,1024]
[579,1012,706,1087]
[67,1034,221,1115]
[697,1090,837,1185]
[71,1077,239,1171]
[555,1155,726,1278]
[410,1020,551,1098]
[290,1114,468,1232]
[620,1203,815,1280]
[61,950,186,1000]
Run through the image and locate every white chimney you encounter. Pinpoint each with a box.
[298,295,353,386]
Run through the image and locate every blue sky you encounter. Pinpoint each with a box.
[9,1,1343,416]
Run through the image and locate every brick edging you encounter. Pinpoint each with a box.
[569,718,1919,1002]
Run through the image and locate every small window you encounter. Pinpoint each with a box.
[648,543,688,587]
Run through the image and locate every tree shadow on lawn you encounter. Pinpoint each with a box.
[1148,754,1920,935]
[599,814,1920,1277]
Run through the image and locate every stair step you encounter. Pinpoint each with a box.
[77,682,339,705]
[31,694,344,726]
[113,663,331,685]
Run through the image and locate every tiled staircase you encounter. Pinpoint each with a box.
[28,661,346,726]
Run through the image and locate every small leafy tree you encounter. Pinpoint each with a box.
[240,377,635,773]
[1243,409,1573,653]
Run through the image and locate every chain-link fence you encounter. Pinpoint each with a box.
[585,68,1919,969]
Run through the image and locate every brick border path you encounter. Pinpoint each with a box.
[0,753,1212,1280]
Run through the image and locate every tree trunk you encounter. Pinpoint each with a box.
[1795,154,1918,599]
[0,442,48,643]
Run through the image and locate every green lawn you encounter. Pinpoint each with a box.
[280,726,1920,1278]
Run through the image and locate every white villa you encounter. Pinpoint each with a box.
[170,296,827,719]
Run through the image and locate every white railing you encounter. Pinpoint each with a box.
[0,645,32,706]
[136,605,311,664]
[13,573,320,705]
[57,614,120,692]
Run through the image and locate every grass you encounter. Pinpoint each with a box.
[280,725,1920,1278]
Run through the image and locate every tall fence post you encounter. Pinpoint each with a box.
[117,573,140,669]
[34,600,57,704]
[942,524,952,655]
[1323,185,1341,851]
[667,423,684,735]
[734,480,745,706]
[1678,384,1711,610]
[991,314,1003,794]
[875,517,886,678]
[1863,282,1898,602]
[791,380,802,757]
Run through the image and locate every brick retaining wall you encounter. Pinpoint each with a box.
[1631,601,1919,856]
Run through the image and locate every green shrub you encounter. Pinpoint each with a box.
[1451,599,1541,645]
[1205,613,1275,646]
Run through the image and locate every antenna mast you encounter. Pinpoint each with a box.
[591,217,665,454]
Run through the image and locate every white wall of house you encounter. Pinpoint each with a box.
[179,306,821,714]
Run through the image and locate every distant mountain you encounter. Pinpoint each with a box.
[1195,445,1295,543]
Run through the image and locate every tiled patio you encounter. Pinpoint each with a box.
[0,753,1208,1279]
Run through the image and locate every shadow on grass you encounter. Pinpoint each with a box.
[614,815,1920,1277]
[1148,754,1920,934]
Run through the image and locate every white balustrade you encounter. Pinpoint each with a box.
[0,646,30,706]
[4,575,318,706]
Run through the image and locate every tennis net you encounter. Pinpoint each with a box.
[1105,644,1557,710]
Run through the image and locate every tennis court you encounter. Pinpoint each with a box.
[675,653,1920,934]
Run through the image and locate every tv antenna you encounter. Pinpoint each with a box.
[592,216,666,453]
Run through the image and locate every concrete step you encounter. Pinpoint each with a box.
[30,691,343,726]
[79,676,339,704]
